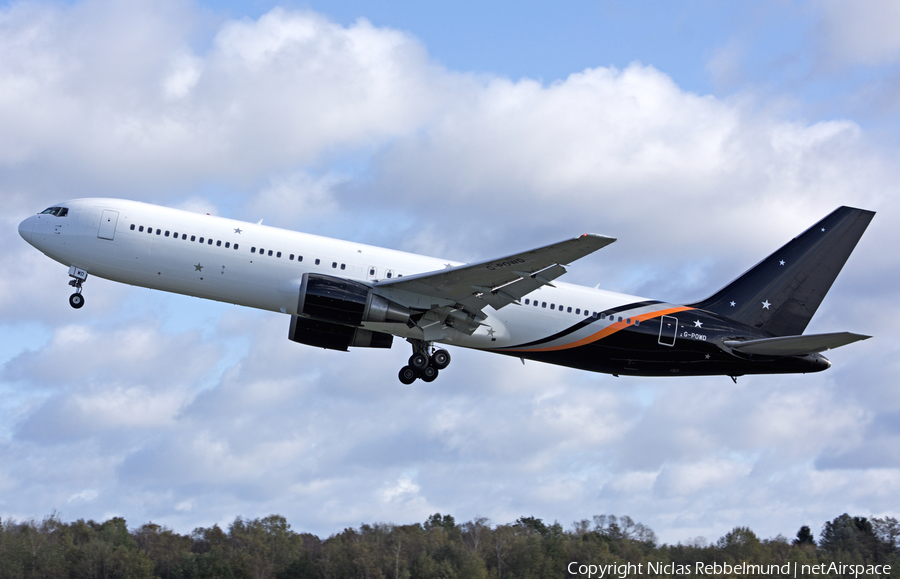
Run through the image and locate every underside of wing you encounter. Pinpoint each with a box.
[724,332,870,356]
[372,233,615,333]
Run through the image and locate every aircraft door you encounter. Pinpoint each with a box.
[98,210,119,240]
[658,315,678,346]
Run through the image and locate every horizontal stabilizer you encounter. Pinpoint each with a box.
[724,332,870,356]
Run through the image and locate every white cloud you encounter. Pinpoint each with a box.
[817,0,900,67]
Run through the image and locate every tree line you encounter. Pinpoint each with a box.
[0,511,897,578]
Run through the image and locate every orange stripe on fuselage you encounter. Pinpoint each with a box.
[503,305,695,353]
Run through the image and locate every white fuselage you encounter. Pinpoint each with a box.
[19,198,664,352]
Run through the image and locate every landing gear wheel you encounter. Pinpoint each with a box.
[409,352,429,371]
[431,349,451,370]
[69,293,85,309]
[398,366,417,385]
[420,366,439,383]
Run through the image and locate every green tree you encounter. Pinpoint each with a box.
[793,525,815,546]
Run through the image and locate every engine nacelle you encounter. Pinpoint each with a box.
[289,315,393,351]
[297,273,410,326]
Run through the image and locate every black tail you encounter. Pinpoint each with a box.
[690,206,875,336]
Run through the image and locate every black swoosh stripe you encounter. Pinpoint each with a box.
[498,300,662,350]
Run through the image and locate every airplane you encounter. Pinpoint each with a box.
[18,199,874,384]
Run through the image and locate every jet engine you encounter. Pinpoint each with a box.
[297,273,411,326]
[289,315,393,351]
[289,274,410,351]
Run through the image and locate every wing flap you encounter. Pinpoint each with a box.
[724,332,871,356]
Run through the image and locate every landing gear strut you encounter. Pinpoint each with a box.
[67,266,88,309]
[398,339,451,384]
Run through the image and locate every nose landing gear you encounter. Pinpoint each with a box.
[67,266,88,309]
[398,340,451,384]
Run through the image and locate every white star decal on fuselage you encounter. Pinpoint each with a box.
[694,320,703,328]
[779,260,785,266]
[762,300,771,309]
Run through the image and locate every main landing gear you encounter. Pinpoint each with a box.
[67,266,88,309]
[398,340,451,384]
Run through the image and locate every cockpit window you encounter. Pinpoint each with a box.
[40,207,68,217]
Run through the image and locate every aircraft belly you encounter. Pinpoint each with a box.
[500,325,829,377]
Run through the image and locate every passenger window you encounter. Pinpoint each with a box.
[369,268,376,276]
[550,304,555,310]
[576,308,580,314]
[290,254,294,260]
[217,240,222,246]
[635,319,640,326]
[332,262,337,268]
[156,229,161,235]
[234,244,239,250]
[267,250,272,256]
[191,235,196,242]
[386,271,392,278]
[251,247,256,253]
[298,256,303,262]
[276,251,281,257]
[542,302,547,308]
[165,231,170,237]
[524,299,530,305]
[174,232,178,238]
[315,259,320,265]
[199,237,204,243]
[225,242,230,248]
[182,234,186,240]
[130,224,135,230]
[618,316,623,322]
[626,318,631,324]
[340,264,346,270]
[208,239,213,245]
[567,307,572,313]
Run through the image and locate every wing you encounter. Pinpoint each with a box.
[373,234,615,334]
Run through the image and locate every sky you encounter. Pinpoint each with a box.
[2,0,900,546]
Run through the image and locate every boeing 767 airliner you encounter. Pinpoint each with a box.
[19,199,873,383]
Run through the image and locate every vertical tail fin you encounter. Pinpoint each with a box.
[690,206,874,336]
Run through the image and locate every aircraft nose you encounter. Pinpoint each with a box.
[18,216,34,243]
